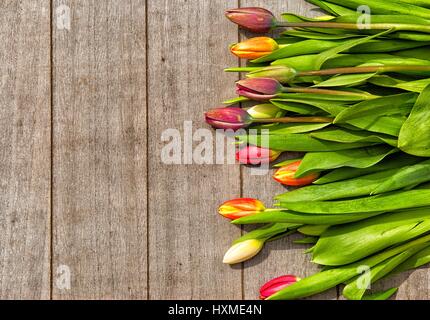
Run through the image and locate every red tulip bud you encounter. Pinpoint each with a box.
[236,146,281,165]
[225,7,277,33]
[236,78,283,101]
[273,161,319,186]
[205,107,252,130]
[219,198,266,220]
[260,275,300,300]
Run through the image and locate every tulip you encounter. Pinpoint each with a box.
[236,146,281,165]
[223,239,264,264]
[260,275,300,300]
[205,107,252,130]
[230,37,279,60]
[236,78,283,101]
[219,198,266,220]
[247,66,297,84]
[246,104,284,119]
[273,161,320,186]
[205,105,333,130]
[225,7,276,33]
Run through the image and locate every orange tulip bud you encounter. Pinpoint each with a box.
[273,161,319,187]
[230,37,279,60]
[219,198,266,220]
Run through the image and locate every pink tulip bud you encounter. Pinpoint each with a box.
[225,7,276,33]
[236,146,281,165]
[205,107,252,130]
[260,275,300,300]
[236,78,283,101]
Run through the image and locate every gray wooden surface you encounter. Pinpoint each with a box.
[0,0,428,300]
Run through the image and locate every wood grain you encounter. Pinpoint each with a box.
[239,0,337,300]
[0,0,51,300]
[147,0,243,300]
[52,0,147,299]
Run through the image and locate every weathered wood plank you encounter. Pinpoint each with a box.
[52,0,147,299]
[239,0,337,300]
[147,0,242,299]
[0,0,51,300]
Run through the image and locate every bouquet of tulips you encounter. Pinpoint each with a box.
[205,0,430,300]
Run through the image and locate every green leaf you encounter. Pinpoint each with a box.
[252,40,340,64]
[343,245,425,300]
[372,159,430,194]
[334,92,417,123]
[276,91,376,102]
[233,223,298,245]
[350,39,430,53]
[281,30,361,40]
[237,133,374,152]
[277,169,401,203]
[312,208,430,266]
[323,0,430,18]
[232,210,383,226]
[281,190,430,214]
[310,128,398,147]
[306,0,356,16]
[267,234,430,300]
[369,75,430,93]
[392,245,430,274]
[271,100,323,115]
[298,225,330,236]
[314,153,422,184]
[347,115,406,137]
[295,146,397,178]
[274,159,302,168]
[223,96,250,105]
[399,84,430,156]
[272,98,346,116]
[314,73,376,87]
[314,30,393,70]
[391,31,430,41]
[253,123,331,134]
[397,0,430,8]
[362,288,398,300]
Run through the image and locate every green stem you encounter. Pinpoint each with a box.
[282,86,369,97]
[276,21,430,33]
[298,65,430,77]
[253,116,333,124]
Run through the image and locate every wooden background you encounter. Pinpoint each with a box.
[1,0,428,300]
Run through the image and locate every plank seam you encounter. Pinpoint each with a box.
[49,0,54,301]
[145,0,150,301]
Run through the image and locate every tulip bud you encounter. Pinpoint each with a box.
[247,66,297,83]
[225,7,276,33]
[230,37,279,60]
[260,275,300,300]
[205,107,252,130]
[236,146,281,165]
[273,161,320,186]
[219,198,266,220]
[236,78,283,101]
[246,104,284,119]
[223,239,264,264]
